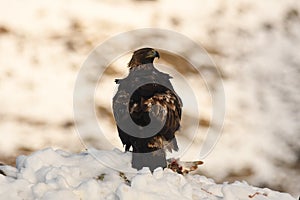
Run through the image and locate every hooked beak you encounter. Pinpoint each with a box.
[146,49,160,59]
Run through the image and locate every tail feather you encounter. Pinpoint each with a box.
[132,149,167,171]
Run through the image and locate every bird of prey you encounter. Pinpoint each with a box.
[112,47,182,171]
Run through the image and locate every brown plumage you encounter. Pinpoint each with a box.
[112,48,182,171]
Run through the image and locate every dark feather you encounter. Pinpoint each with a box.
[112,48,182,171]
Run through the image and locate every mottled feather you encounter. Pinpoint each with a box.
[112,48,182,171]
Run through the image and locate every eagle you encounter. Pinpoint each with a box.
[112,48,182,171]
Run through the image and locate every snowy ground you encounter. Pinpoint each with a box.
[0,148,296,200]
[0,0,299,198]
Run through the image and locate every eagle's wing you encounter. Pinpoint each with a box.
[142,89,182,152]
[112,86,134,151]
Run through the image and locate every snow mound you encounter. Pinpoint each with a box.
[0,148,296,200]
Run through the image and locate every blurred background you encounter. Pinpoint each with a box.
[0,0,299,197]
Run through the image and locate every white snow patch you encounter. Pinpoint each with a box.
[0,148,296,200]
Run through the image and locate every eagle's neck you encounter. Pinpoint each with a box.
[128,63,155,72]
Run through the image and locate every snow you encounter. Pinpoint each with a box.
[0,0,300,198]
[0,148,296,200]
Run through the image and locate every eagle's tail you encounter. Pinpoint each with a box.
[132,149,167,172]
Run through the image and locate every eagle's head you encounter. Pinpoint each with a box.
[128,47,160,68]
